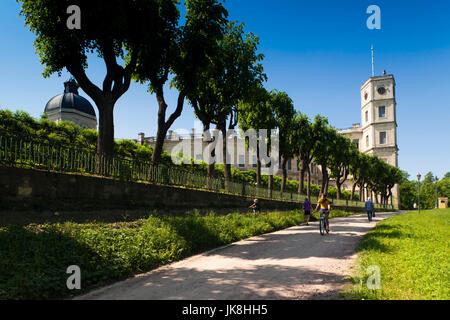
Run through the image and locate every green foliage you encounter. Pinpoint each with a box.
[17,0,168,154]
[0,208,367,299]
[1,109,320,192]
[131,0,229,163]
[0,209,290,299]
[345,209,450,300]
[270,90,296,159]
[399,171,450,210]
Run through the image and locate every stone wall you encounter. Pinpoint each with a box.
[0,167,303,213]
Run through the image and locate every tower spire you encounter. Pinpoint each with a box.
[371,45,375,77]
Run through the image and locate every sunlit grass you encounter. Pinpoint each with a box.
[0,208,366,300]
[344,209,450,300]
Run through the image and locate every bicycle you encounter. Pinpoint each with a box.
[319,210,330,236]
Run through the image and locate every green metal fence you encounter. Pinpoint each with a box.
[0,132,393,209]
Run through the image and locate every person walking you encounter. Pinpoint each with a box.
[365,197,375,220]
[302,198,312,225]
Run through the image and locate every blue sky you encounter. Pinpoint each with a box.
[0,0,449,178]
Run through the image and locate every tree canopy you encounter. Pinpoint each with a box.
[17,0,161,155]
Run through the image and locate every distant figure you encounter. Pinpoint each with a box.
[365,197,375,219]
[249,199,261,214]
[413,203,417,210]
[303,198,311,225]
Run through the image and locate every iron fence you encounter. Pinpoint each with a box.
[0,131,393,210]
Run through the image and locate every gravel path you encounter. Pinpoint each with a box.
[76,211,400,300]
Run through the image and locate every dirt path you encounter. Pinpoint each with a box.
[76,211,400,300]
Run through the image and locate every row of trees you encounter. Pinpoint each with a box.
[17,0,401,204]
[239,89,402,204]
[0,109,356,199]
[400,172,450,210]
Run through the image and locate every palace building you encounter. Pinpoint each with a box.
[136,73,399,204]
[337,72,399,204]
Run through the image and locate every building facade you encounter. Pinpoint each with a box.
[137,74,399,202]
[337,73,399,203]
[45,80,97,130]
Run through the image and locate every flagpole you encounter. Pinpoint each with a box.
[371,45,375,77]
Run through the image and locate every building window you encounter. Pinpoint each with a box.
[380,132,387,145]
[288,160,292,171]
[239,155,245,168]
[379,106,386,118]
[196,154,202,161]
[252,155,257,168]
[365,111,369,123]
[366,135,369,147]
[353,139,359,149]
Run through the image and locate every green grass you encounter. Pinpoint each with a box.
[0,208,364,300]
[344,209,450,300]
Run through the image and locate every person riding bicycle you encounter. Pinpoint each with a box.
[315,193,331,231]
[365,197,375,220]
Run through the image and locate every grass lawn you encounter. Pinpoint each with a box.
[344,208,450,300]
[0,208,367,300]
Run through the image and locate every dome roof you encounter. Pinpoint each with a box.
[45,80,96,117]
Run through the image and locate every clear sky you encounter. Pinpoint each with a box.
[0,0,449,179]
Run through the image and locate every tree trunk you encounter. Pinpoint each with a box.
[268,175,273,198]
[320,164,329,196]
[359,182,364,201]
[97,103,115,156]
[298,158,306,195]
[152,90,186,164]
[219,126,231,182]
[307,164,312,199]
[336,181,342,200]
[256,160,262,187]
[256,143,261,187]
[202,123,215,178]
[152,123,167,164]
[280,156,288,193]
[351,182,357,201]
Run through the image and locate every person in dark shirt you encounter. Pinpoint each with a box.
[303,198,312,225]
[249,199,261,214]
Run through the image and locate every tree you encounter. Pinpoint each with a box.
[238,86,276,187]
[349,152,369,201]
[188,21,266,181]
[132,0,228,164]
[329,134,355,199]
[18,0,156,155]
[291,113,315,197]
[400,171,450,210]
[385,165,402,206]
[270,91,296,192]
[311,115,335,196]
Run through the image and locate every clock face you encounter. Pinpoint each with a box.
[377,87,386,95]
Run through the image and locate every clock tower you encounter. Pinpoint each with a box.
[360,73,400,205]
